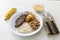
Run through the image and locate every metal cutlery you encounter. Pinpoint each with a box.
[46,13,59,34]
[42,13,53,35]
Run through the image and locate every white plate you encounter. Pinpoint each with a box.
[9,11,43,36]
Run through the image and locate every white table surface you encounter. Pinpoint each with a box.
[0,0,60,40]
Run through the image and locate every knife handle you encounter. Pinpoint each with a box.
[51,21,59,34]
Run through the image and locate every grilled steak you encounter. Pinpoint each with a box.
[15,14,27,27]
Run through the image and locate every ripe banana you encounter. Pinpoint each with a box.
[4,8,17,20]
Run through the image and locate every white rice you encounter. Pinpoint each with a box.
[17,22,33,34]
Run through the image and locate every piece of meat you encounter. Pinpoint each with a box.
[15,14,27,27]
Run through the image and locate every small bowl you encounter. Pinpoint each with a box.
[9,11,43,36]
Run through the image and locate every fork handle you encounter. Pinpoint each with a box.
[46,22,53,35]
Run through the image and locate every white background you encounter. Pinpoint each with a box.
[0,0,60,40]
